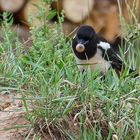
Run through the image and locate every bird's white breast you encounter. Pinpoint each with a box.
[74,48,111,74]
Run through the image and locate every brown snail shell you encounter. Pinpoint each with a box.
[76,44,85,53]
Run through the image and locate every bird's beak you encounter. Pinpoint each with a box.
[76,39,85,53]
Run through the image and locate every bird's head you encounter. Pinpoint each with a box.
[72,25,97,59]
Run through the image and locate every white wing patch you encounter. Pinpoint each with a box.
[97,41,110,50]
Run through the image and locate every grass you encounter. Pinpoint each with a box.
[0,1,140,140]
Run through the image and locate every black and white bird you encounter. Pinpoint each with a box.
[72,25,137,76]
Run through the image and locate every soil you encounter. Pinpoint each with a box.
[0,93,29,140]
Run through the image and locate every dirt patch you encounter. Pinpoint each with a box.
[0,93,29,140]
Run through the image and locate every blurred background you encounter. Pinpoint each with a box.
[0,0,140,50]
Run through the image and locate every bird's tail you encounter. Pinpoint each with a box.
[128,68,139,77]
[117,63,139,78]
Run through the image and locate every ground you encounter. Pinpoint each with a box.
[0,93,28,140]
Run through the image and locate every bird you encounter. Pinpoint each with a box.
[72,25,138,77]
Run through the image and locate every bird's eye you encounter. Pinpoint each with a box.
[83,38,89,44]
[84,37,89,41]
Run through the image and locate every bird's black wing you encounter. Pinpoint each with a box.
[104,47,123,71]
[98,45,124,72]
[95,35,124,72]
[98,45,138,77]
